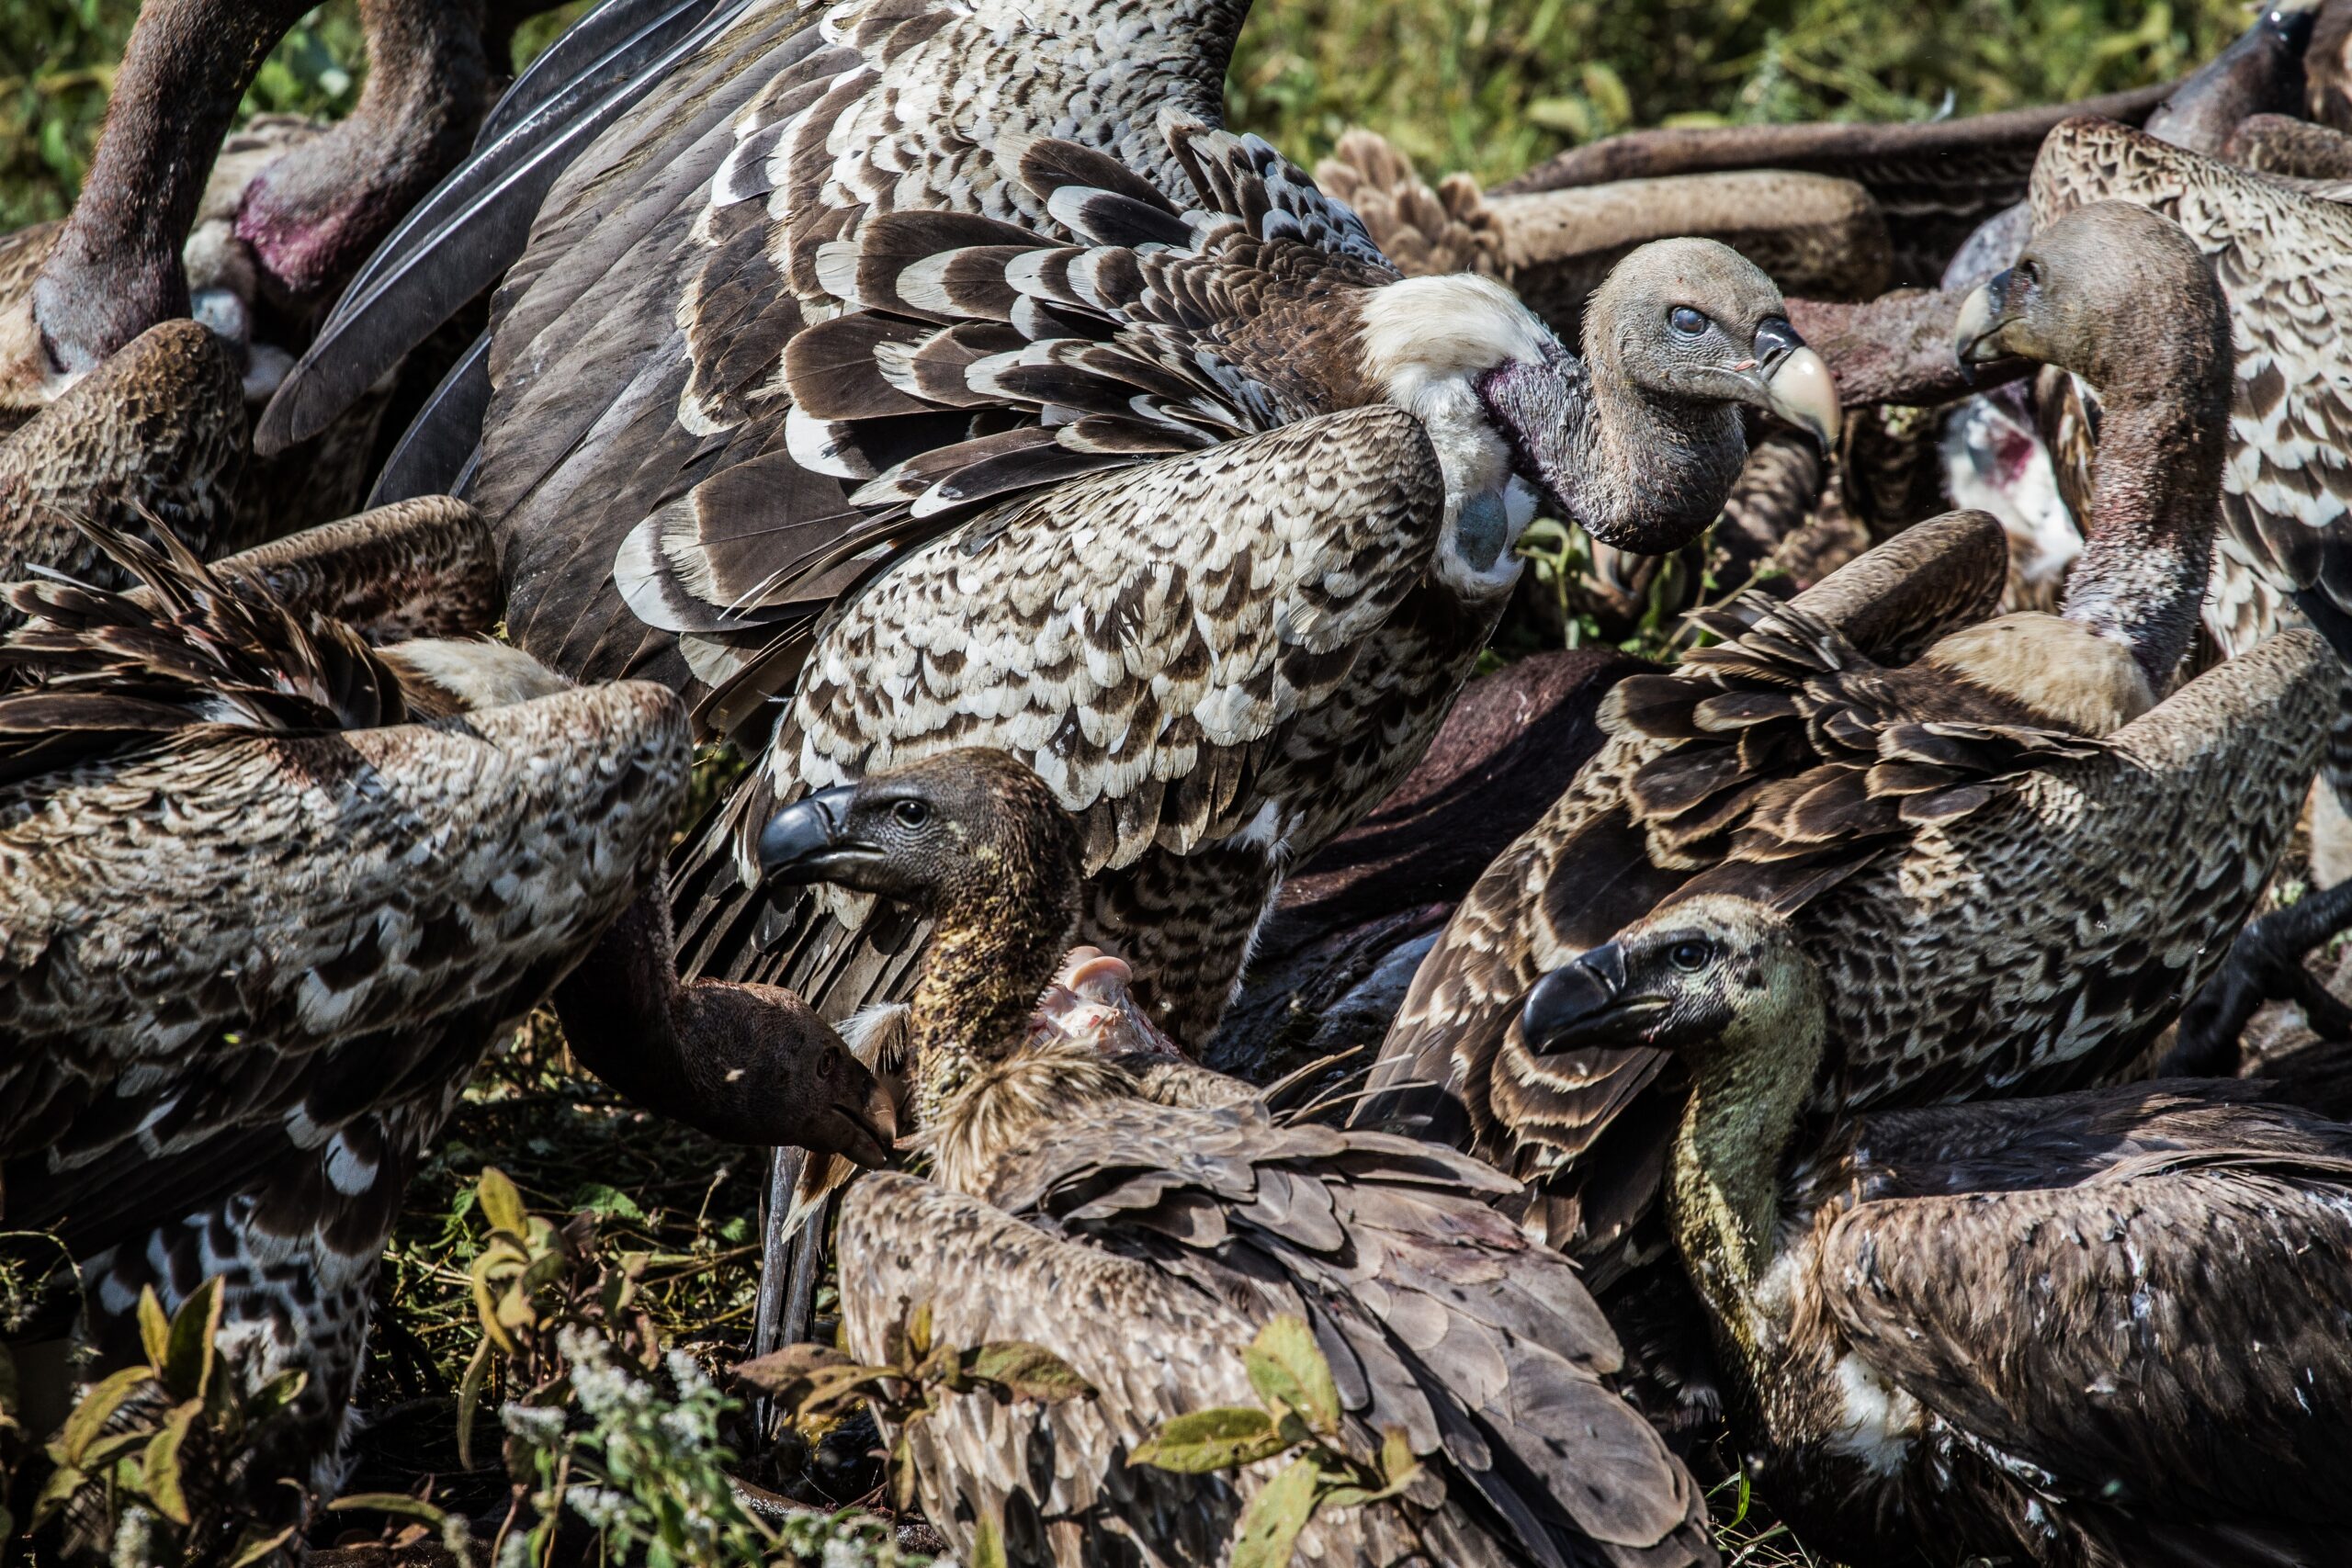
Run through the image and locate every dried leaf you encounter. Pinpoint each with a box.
[1129,1407,1290,1474]
[141,1399,203,1526]
[965,1342,1094,1404]
[455,1339,492,1471]
[226,1526,298,1568]
[328,1493,451,1525]
[732,1343,854,1396]
[1230,1456,1319,1568]
[1245,1316,1340,1436]
[890,1427,920,1514]
[477,1167,528,1237]
[468,1253,518,1355]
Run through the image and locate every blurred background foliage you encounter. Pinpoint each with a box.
[5,0,2253,232]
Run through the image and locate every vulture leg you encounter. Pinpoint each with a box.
[2169,877,2352,1076]
[1078,840,1283,1050]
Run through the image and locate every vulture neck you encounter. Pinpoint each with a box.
[234,0,492,308]
[2054,309,2232,691]
[1667,1004,1826,1367]
[908,847,1088,1171]
[31,0,313,373]
[551,889,827,1145]
[1564,358,1749,556]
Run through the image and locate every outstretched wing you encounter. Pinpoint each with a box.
[0,682,689,1263]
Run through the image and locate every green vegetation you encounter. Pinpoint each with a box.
[5,0,2252,229]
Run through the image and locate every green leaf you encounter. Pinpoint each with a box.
[477,1166,528,1237]
[141,1398,203,1525]
[30,1463,85,1528]
[329,1493,450,1524]
[165,1279,224,1401]
[225,1526,299,1568]
[1244,1316,1340,1437]
[455,1339,492,1471]
[964,1342,1094,1404]
[1230,1456,1319,1568]
[135,1288,171,1372]
[51,1365,152,1466]
[1128,1407,1291,1474]
[969,1512,1008,1568]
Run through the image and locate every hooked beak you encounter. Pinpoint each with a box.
[1952,272,2016,368]
[824,1069,899,1169]
[1520,942,1668,1051]
[757,784,870,884]
[1748,317,1840,454]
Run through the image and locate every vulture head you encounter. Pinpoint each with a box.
[1953,200,2232,403]
[757,748,1083,926]
[1519,894,1824,1080]
[1360,241,1838,568]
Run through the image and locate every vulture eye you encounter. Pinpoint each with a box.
[1668,939,1713,973]
[1669,306,1709,337]
[892,799,931,829]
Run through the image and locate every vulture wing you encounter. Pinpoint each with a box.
[1822,1086,2352,1561]
[0,682,689,1269]
[1362,512,2009,1261]
[838,1098,1712,1568]
[673,404,1448,1000]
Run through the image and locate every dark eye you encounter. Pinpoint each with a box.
[892,799,931,829]
[1668,939,1713,973]
[1669,306,1708,336]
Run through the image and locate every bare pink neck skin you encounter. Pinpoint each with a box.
[31,0,313,373]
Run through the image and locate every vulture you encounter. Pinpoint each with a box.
[0,504,890,1529]
[1999,117,2352,1065]
[1365,547,2332,1418]
[755,747,1713,1568]
[260,0,1837,1344]
[1521,894,2352,1568]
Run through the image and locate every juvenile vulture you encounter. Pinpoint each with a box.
[1364,199,2331,1326]
[757,748,1713,1568]
[1996,117,2352,1064]
[0,507,889,1525]
[1523,895,2352,1568]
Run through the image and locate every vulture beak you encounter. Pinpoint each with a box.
[1952,272,2016,368]
[758,784,871,884]
[824,1068,899,1169]
[1521,942,1668,1052]
[1748,317,1840,453]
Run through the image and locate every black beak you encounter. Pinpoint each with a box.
[758,784,863,883]
[1521,942,1657,1051]
[1752,316,1802,371]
